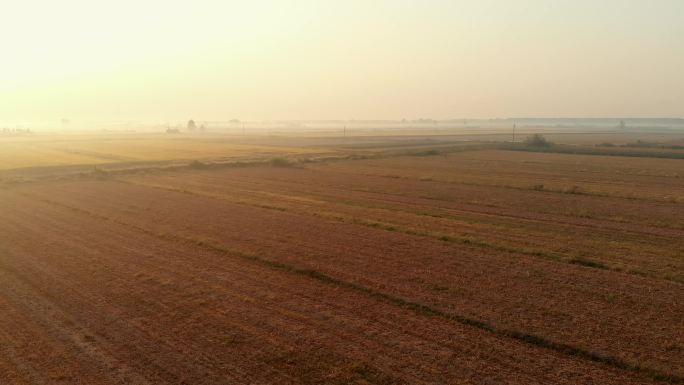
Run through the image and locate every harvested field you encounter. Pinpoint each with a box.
[0,133,323,171]
[0,149,682,384]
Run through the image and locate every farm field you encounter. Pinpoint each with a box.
[2,129,684,173]
[0,148,682,384]
[5,1,684,383]
[0,133,324,171]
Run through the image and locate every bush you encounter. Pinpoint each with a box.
[188,160,208,169]
[569,257,608,269]
[91,166,110,180]
[563,185,581,194]
[412,149,440,157]
[270,157,294,167]
[525,134,552,148]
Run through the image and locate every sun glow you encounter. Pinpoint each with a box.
[1,0,683,123]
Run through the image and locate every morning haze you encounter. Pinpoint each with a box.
[1,0,682,123]
[2,2,684,385]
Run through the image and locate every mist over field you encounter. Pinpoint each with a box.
[1,2,683,385]
[2,0,683,125]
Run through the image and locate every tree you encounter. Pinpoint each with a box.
[525,134,552,147]
[187,119,196,130]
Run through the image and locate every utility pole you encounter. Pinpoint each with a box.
[512,123,516,143]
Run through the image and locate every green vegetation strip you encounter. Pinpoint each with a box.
[500,143,684,159]
[29,194,683,384]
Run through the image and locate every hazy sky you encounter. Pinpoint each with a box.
[1,0,682,122]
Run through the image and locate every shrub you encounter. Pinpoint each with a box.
[91,166,110,180]
[412,149,440,157]
[563,185,581,194]
[569,257,608,269]
[188,160,208,169]
[270,157,294,167]
[524,134,552,147]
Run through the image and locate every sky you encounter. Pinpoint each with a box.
[1,0,682,123]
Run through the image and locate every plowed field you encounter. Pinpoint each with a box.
[1,150,681,384]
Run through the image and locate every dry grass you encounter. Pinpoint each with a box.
[0,133,323,170]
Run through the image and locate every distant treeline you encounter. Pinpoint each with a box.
[1,128,31,134]
[497,118,684,125]
[598,140,684,150]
